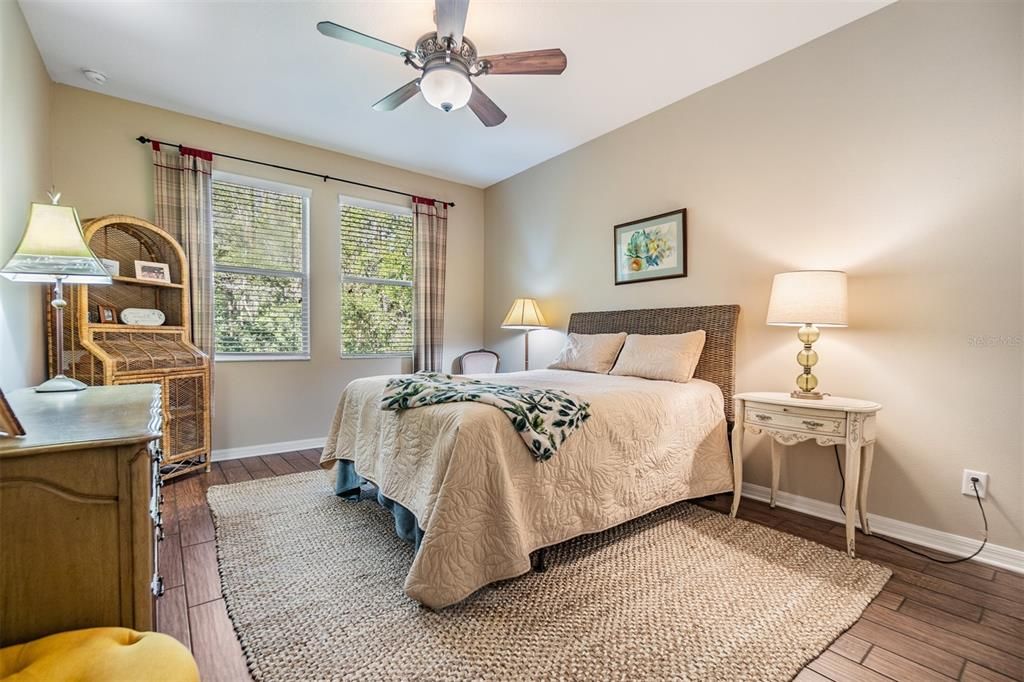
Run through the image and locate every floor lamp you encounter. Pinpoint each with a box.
[0,194,111,392]
[501,298,547,370]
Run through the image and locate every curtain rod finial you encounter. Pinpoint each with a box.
[136,135,148,144]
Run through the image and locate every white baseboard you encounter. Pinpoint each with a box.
[742,482,1023,575]
[212,437,326,462]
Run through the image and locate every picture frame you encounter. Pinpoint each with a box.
[0,388,26,438]
[134,260,171,283]
[613,209,687,285]
[100,258,120,277]
[97,304,118,324]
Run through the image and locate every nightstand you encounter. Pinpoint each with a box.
[730,391,882,557]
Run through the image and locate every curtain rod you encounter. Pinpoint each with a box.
[135,136,455,208]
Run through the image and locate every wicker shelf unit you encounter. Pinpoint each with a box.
[47,214,211,480]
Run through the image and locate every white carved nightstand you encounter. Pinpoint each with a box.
[729,392,882,557]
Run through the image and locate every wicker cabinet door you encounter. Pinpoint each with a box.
[113,373,209,469]
[164,372,209,464]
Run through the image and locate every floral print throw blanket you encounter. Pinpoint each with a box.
[381,371,591,461]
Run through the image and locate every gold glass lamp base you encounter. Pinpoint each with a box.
[791,323,824,400]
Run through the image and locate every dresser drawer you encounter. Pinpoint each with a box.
[744,402,846,436]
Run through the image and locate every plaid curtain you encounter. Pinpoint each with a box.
[151,143,214,360]
[413,198,448,372]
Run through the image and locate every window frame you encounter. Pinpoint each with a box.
[212,170,312,362]
[338,194,415,359]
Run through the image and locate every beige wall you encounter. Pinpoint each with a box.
[484,2,1023,549]
[1,0,51,390]
[49,85,485,451]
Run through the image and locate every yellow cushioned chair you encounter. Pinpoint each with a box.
[0,628,199,682]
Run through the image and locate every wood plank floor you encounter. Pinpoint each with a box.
[160,451,1023,682]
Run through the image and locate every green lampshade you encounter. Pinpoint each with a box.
[0,203,111,284]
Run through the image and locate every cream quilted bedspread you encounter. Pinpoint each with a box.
[320,369,734,609]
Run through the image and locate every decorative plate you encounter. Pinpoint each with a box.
[120,308,166,326]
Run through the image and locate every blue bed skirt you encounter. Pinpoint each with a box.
[334,460,425,549]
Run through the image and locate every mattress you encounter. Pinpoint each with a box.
[320,369,734,608]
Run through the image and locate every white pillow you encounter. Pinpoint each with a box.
[609,331,706,383]
[547,333,627,374]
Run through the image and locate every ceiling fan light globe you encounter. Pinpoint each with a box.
[420,64,472,112]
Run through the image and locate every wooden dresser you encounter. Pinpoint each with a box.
[0,385,165,646]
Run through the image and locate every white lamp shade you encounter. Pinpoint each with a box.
[766,270,848,327]
[419,65,472,112]
[501,298,548,330]
[1,203,111,284]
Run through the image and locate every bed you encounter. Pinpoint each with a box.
[320,305,740,608]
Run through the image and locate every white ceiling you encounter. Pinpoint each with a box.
[20,1,890,188]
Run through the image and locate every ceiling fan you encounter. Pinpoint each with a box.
[317,0,567,127]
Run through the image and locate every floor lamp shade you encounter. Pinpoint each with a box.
[1,200,111,393]
[501,297,548,330]
[766,270,848,399]
[501,298,547,370]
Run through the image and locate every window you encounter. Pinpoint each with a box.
[339,197,414,357]
[212,172,310,360]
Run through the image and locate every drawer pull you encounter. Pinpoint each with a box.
[802,420,825,429]
[754,414,773,422]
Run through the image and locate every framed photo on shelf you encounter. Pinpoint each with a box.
[613,209,687,285]
[0,388,26,438]
[97,304,118,324]
[134,260,171,283]
[100,258,120,277]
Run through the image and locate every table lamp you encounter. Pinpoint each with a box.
[1,193,111,392]
[766,270,848,399]
[501,297,547,370]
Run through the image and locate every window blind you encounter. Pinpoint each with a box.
[339,201,414,357]
[212,176,310,359]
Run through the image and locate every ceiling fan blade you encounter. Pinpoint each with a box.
[435,0,470,47]
[479,49,567,75]
[468,83,507,127]
[372,80,421,111]
[317,21,410,58]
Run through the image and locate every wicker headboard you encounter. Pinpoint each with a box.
[567,305,740,423]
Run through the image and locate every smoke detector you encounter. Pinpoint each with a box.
[82,69,107,85]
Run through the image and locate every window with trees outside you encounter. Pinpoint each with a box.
[339,197,414,357]
[212,172,310,360]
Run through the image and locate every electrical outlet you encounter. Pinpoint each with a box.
[962,470,989,498]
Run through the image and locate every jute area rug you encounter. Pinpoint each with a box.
[207,471,889,681]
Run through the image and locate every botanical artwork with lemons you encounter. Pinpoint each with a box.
[614,210,686,284]
[623,223,677,273]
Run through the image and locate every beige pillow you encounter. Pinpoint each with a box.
[609,331,707,383]
[547,332,627,374]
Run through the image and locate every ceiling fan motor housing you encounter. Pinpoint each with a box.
[415,33,478,68]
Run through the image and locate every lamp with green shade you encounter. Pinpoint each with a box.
[766,270,848,399]
[501,297,547,370]
[1,193,111,392]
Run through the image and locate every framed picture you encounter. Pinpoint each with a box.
[0,388,26,438]
[134,260,171,283]
[613,209,687,285]
[97,304,118,324]
[100,258,120,277]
